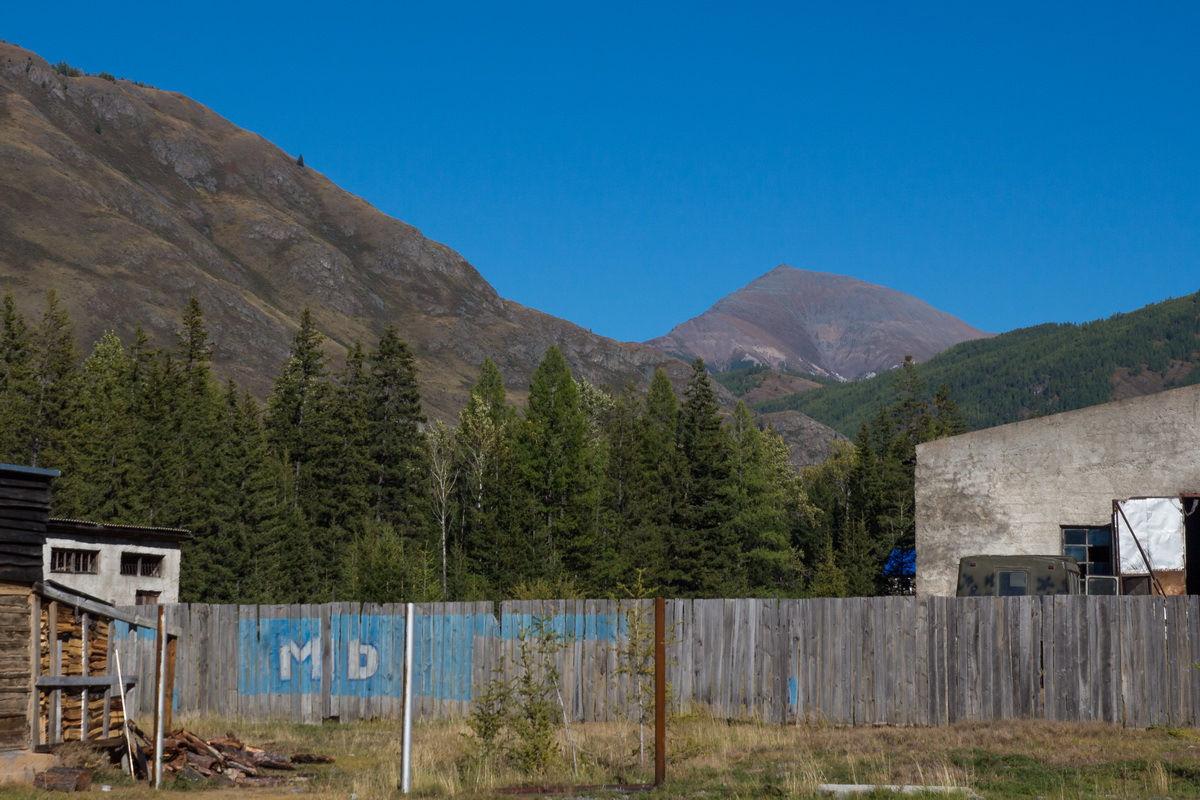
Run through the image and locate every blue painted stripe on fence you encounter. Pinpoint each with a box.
[231,612,623,700]
[788,677,798,706]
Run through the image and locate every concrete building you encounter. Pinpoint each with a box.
[915,383,1200,597]
[43,519,189,606]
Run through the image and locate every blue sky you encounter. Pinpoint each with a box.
[6,2,1198,342]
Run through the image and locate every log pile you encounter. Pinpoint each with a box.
[39,608,122,741]
[129,725,334,788]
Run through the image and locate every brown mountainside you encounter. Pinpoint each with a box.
[646,265,993,380]
[0,43,700,418]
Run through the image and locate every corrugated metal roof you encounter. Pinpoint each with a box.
[47,517,192,539]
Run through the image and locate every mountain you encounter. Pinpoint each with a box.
[646,266,993,380]
[0,43,696,419]
[757,292,1200,436]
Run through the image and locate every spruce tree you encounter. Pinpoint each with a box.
[514,346,601,583]
[636,369,684,588]
[54,333,142,521]
[310,341,372,530]
[595,382,645,589]
[25,291,78,468]
[265,309,333,597]
[454,359,523,593]
[726,404,803,595]
[366,326,428,534]
[0,293,34,462]
[672,359,736,596]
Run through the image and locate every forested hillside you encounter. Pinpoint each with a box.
[754,292,1200,436]
[0,293,963,602]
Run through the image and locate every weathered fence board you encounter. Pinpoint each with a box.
[116,596,1200,728]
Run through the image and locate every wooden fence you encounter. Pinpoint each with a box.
[113,595,1200,727]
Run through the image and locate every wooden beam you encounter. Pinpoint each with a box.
[36,676,137,689]
[32,583,180,636]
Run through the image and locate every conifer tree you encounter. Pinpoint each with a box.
[366,326,428,534]
[25,291,78,468]
[672,359,737,595]
[636,369,685,585]
[267,308,330,510]
[0,293,34,462]
[54,333,141,521]
[310,341,372,530]
[168,299,226,540]
[595,382,645,588]
[514,346,601,582]
[726,404,803,594]
[454,359,523,592]
[264,309,334,596]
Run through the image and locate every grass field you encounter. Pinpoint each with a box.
[4,714,1200,799]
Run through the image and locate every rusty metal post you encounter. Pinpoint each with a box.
[654,597,666,788]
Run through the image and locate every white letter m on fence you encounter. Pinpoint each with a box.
[280,639,320,681]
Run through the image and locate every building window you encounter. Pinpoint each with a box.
[1062,526,1114,577]
[50,548,98,574]
[135,590,161,605]
[120,552,163,578]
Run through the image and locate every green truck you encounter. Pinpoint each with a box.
[955,555,1098,596]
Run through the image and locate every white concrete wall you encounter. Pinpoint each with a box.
[42,536,181,606]
[916,384,1200,596]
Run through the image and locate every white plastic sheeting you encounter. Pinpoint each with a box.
[1116,497,1185,574]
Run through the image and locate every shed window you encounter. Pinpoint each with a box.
[50,548,98,574]
[1062,525,1114,576]
[120,552,163,578]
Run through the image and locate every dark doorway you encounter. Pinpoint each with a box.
[1184,495,1200,595]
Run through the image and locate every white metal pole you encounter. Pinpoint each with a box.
[401,602,414,793]
[154,606,167,789]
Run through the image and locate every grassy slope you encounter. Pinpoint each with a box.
[754,292,1200,437]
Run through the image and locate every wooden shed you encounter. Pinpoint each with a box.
[0,464,60,781]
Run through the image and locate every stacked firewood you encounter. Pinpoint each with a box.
[40,609,122,741]
[129,725,334,788]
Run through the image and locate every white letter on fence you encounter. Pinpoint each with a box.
[280,639,320,681]
[348,639,379,680]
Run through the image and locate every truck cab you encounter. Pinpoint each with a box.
[956,555,1083,597]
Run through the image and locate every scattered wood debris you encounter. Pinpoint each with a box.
[125,725,334,788]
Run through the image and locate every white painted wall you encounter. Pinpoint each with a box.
[42,536,181,606]
[916,384,1200,596]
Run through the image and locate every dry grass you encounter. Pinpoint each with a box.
[3,714,1200,799]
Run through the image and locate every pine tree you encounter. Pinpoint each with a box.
[0,293,34,462]
[169,300,226,546]
[726,404,803,595]
[366,326,428,534]
[25,291,78,468]
[53,333,142,521]
[595,381,645,589]
[265,309,334,597]
[672,359,737,596]
[188,385,304,603]
[636,369,685,587]
[514,346,601,582]
[267,308,330,510]
[310,341,372,530]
